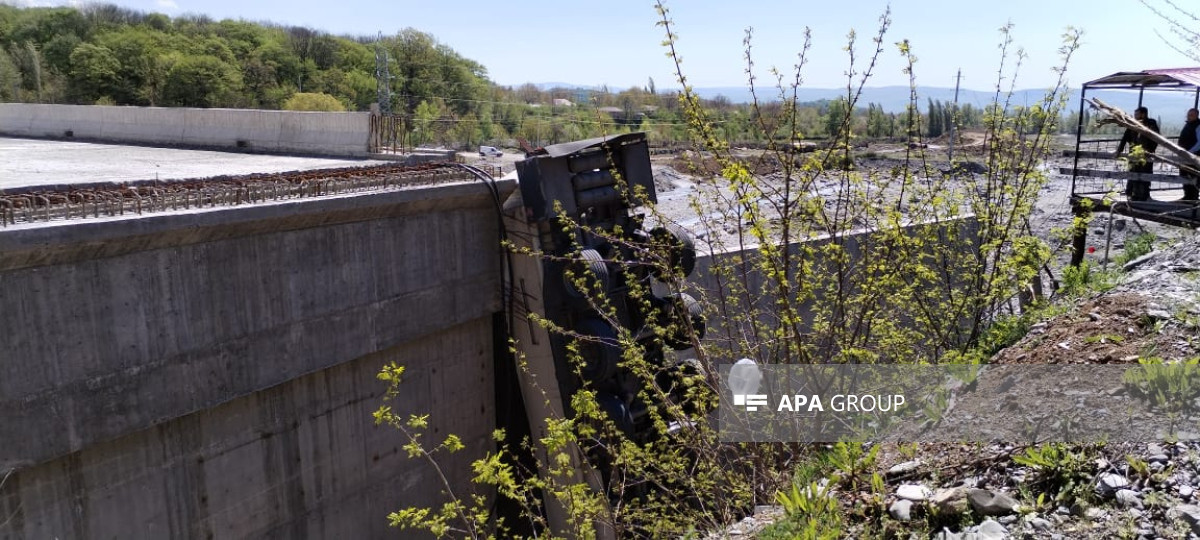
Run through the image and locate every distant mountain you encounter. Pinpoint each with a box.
[524,82,1200,119]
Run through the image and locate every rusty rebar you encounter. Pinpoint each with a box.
[0,163,476,227]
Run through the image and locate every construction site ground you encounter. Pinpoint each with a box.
[643,139,1200,538]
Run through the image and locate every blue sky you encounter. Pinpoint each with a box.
[11,0,1195,91]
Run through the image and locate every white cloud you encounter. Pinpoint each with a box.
[156,0,179,9]
[3,0,82,7]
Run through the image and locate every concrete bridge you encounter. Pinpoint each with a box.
[0,113,979,539]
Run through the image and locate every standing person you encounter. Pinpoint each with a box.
[1115,106,1160,201]
[1178,107,1200,201]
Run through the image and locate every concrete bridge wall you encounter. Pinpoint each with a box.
[0,104,371,156]
[0,179,513,539]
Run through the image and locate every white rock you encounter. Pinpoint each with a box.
[1173,504,1200,536]
[1116,489,1143,509]
[976,519,1008,540]
[889,499,913,521]
[897,483,933,501]
[1097,472,1130,496]
[1180,485,1195,498]
[967,488,1018,516]
[887,459,922,476]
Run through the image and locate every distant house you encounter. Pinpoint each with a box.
[552,98,574,107]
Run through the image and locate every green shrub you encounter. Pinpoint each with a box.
[1115,232,1155,266]
[282,92,346,112]
[1123,357,1200,415]
[1012,443,1097,504]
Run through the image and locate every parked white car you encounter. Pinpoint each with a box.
[479,146,502,157]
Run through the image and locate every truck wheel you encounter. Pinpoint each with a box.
[654,292,705,350]
[574,317,621,383]
[649,224,695,278]
[564,249,609,298]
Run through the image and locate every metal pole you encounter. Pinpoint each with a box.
[1102,208,1115,269]
[1071,86,1087,197]
[948,69,961,164]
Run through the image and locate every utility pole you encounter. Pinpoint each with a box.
[948,69,962,164]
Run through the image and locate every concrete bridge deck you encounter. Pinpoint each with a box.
[0,137,390,191]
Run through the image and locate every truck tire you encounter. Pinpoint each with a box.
[564,248,609,298]
[574,317,621,383]
[649,224,696,279]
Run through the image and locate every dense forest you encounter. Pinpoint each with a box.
[1,4,1076,148]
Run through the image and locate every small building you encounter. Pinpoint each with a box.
[552,98,573,107]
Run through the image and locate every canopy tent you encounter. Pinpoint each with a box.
[1083,67,1200,94]
[1065,67,1200,265]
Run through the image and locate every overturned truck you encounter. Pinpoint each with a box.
[501,133,704,533]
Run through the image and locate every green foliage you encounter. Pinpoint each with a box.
[1115,232,1156,266]
[971,300,1070,358]
[1013,443,1097,504]
[1123,357,1200,415]
[1059,261,1119,298]
[67,42,119,101]
[764,480,843,540]
[0,47,20,101]
[282,91,345,111]
[162,53,241,107]
[0,3,493,115]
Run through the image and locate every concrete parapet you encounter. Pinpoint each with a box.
[0,104,372,156]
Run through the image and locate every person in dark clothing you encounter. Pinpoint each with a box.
[1115,106,1159,201]
[1179,108,1200,201]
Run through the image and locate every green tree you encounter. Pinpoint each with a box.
[68,42,119,101]
[42,31,80,73]
[927,98,943,138]
[95,27,171,105]
[162,54,241,107]
[453,111,480,148]
[282,91,345,111]
[11,41,44,101]
[412,98,447,146]
[825,97,850,138]
[0,48,19,100]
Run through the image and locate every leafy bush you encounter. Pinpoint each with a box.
[1123,357,1200,415]
[1013,443,1097,504]
[1115,232,1156,266]
[282,92,346,112]
[1059,261,1119,298]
